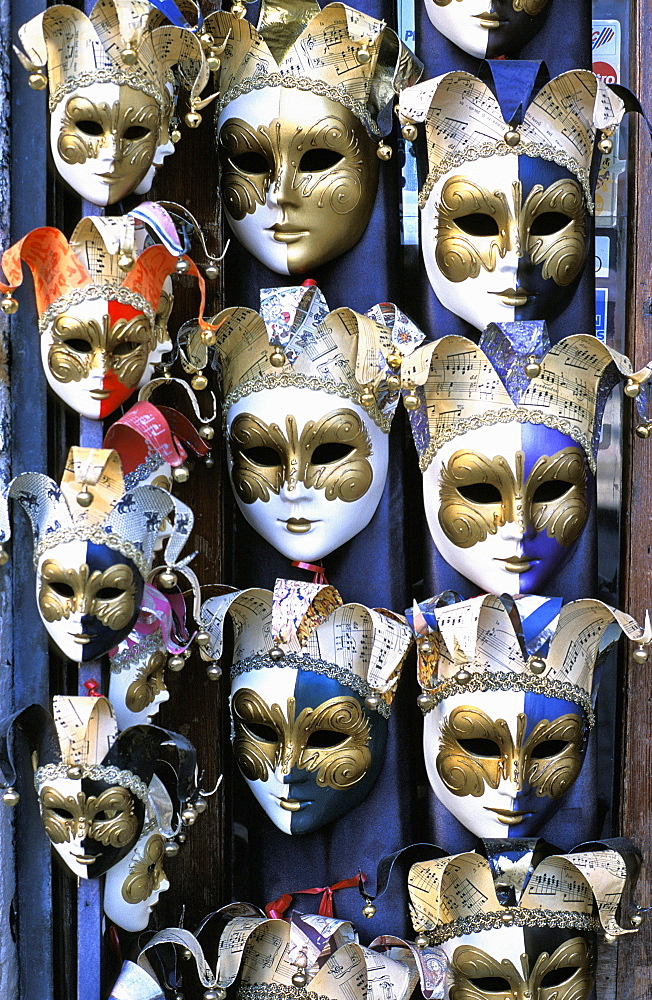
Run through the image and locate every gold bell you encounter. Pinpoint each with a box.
[175,257,190,274]
[202,329,216,346]
[415,933,429,950]
[356,40,371,64]
[191,372,208,391]
[207,662,222,681]
[2,788,19,807]
[631,913,644,927]
[361,902,376,919]
[1,294,18,315]
[160,366,173,379]
[417,692,432,711]
[598,136,613,155]
[28,71,48,90]
[121,44,138,66]
[504,128,520,147]
[401,123,418,142]
[165,841,180,857]
[360,387,375,409]
[199,425,215,441]
[205,264,219,280]
[181,805,198,825]
[624,378,641,398]
[0,545,8,567]
[158,567,178,590]
[170,126,182,144]
[291,973,307,988]
[528,656,546,675]
[376,143,392,161]
[403,390,419,410]
[199,32,214,48]
[269,347,286,367]
[454,668,471,684]
[195,630,211,647]
[269,646,285,662]
[231,0,247,16]
[635,424,651,439]
[524,356,541,379]
[67,765,83,780]
[387,352,402,370]
[168,655,185,672]
[386,373,401,392]
[420,639,434,655]
[185,110,202,128]
[173,465,190,483]
[603,932,617,945]
[118,252,134,271]
[205,455,215,469]
[501,911,515,925]
[207,53,221,73]
[632,645,649,664]
[76,488,93,508]
[364,692,381,711]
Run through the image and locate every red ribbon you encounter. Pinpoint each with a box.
[265,875,360,920]
[83,679,101,697]
[291,561,328,585]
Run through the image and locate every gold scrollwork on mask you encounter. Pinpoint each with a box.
[232,688,372,790]
[126,651,167,713]
[121,834,167,903]
[449,937,593,1000]
[438,446,587,548]
[38,560,137,631]
[48,313,153,386]
[436,705,584,799]
[513,0,552,15]
[40,786,139,848]
[436,176,586,286]
[58,93,160,170]
[229,409,373,504]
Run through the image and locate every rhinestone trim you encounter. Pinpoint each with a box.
[34,762,149,803]
[110,629,163,674]
[418,909,601,945]
[39,285,155,334]
[49,69,165,113]
[418,142,594,213]
[239,987,330,1000]
[216,74,381,137]
[231,652,392,718]
[421,671,594,728]
[124,452,165,490]
[34,525,149,577]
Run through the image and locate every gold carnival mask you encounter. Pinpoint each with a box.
[218,90,379,274]
[438,447,587,549]
[229,409,374,505]
[449,937,593,1000]
[437,705,585,799]
[126,651,167,714]
[121,834,167,904]
[48,312,153,387]
[435,176,586,286]
[232,688,372,790]
[39,559,137,631]
[40,785,139,850]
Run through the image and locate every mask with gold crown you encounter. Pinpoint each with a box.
[0,447,196,662]
[397,64,626,331]
[211,282,424,562]
[405,591,650,837]
[405,838,642,1000]
[15,0,213,204]
[400,321,652,594]
[0,213,212,418]
[201,0,422,274]
[198,578,412,834]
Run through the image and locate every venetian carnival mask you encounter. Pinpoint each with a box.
[206,1,422,273]
[423,0,552,59]
[214,284,424,563]
[402,323,650,595]
[408,593,649,838]
[398,67,626,331]
[109,635,170,729]
[200,579,412,835]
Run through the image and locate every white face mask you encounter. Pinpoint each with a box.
[134,85,176,196]
[420,154,587,331]
[227,386,389,561]
[423,689,587,837]
[50,81,162,206]
[423,0,552,58]
[422,422,590,595]
[103,830,170,931]
[108,644,170,730]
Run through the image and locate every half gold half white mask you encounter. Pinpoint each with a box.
[205,1,422,273]
[398,68,625,330]
[407,592,649,838]
[213,284,424,562]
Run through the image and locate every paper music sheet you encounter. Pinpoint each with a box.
[52,695,117,766]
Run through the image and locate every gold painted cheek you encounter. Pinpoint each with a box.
[302,409,374,502]
[437,706,513,797]
[527,447,588,546]
[125,651,167,713]
[449,938,592,1000]
[57,91,159,171]
[219,119,273,220]
[107,316,154,388]
[438,450,515,548]
[533,938,593,1000]
[523,179,586,287]
[121,834,166,904]
[232,688,285,782]
[40,787,84,844]
[89,564,137,631]
[48,316,95,384]
[435,176,511,282]
[89,787,139,848]
[229,413,288,504]
[38,559,80,623]
[524,714,585,799]
[298,698,372,790]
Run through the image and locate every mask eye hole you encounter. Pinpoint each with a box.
[95,587,126,601]
[48,581,75,599]
[123,125,150,141]
[93,809,120,822]
[243,721,278,743]
[457,738,502,757]
[112,341,141,357]
[466,976,511,992]
[75,119,104,136]
[456,482,502,504]
[305,729,348,749]
[62,338,93,354]
[530,739,571,759]
[49,807,75,819]
[455,213,500,237]
[532,480,573,503]
[230,151,270,174]
[539,967,578,988]
[299,148,344,172]
[311,442,354,465]
[239,446,282,467]
[529,211,573,236]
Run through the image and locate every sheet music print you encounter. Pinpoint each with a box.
[408,856,494,927]
[240,924,296,985]
[567,851,627,927]
[230,592,273,662]
[362,946,411,1000]
[217,307,274,396]
[547,600,619,690]
[305,603,369,679]
[311,943,367,1000]
[52,696,116,766]
[366,612,410,692]
[522,856,597,913]
[61,448,124,526]
[218,917,269,983]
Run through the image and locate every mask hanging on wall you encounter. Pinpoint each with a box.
[211,282,424,562]
[16,0,213,205]
[199,578,413,835]
[398,66,626,330]
[422,0,553,59]
[400,322,652,594]
[203,0,422,274]
[406,591,650,837]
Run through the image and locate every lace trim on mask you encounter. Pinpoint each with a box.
[124,453,165,490]
[34,762,150,803]
[215,73,382,138]
[418,142,593,214]
[49,69,165,113]
[417,409,595,475]
[239,987,331,1000]
[231,651,392,718]
[34,524,149,577]
[223,374,392,433]
[110,629,163,674]
[419,909,601,946]
[39,285,155,334]
[421,671,594,728]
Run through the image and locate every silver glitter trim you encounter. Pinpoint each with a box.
[34,525,149,577]
[418,142,594,213]
[418,909,601,945]
[124,453,165,490]
[39,285,155,334]
[110,629,163,674]
[231,652,392,718]
[34,762,149,803]
[421,671,594,729]
[239,987,331,1000]
[216,73,382,138]
[417,408,595,475]
[49,69,165,113]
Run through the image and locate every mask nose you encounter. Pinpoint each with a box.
[279,476,310,502]
[269,161,300,211]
